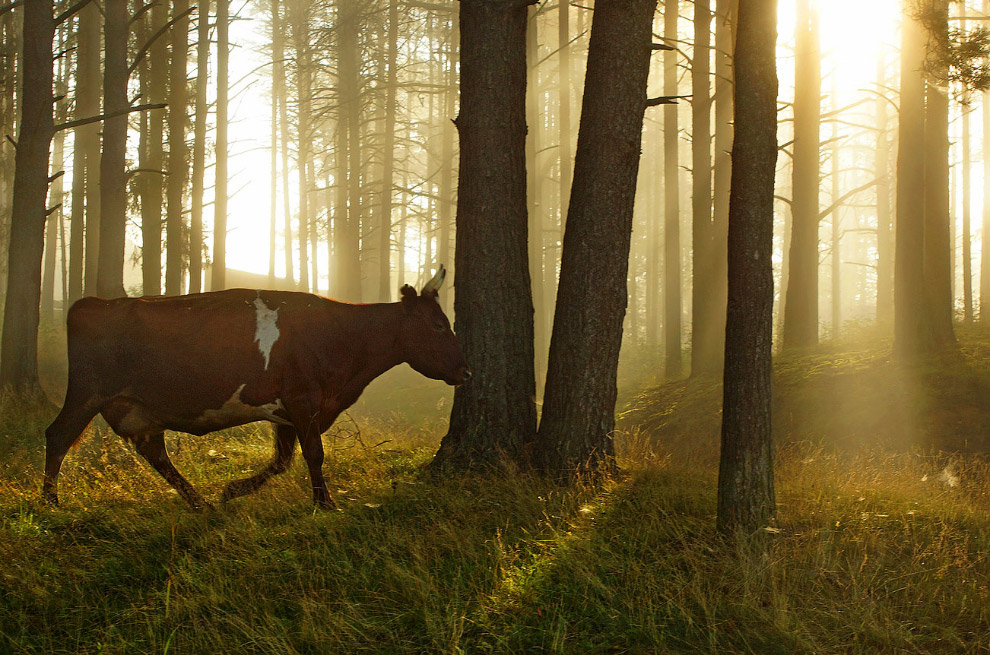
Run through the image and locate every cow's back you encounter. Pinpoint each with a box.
[65,291,284,405]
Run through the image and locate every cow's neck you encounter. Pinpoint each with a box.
[326,300,405,395]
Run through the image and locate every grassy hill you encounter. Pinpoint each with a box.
[1,329,989,653]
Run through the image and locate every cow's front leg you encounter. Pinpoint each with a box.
[298,428,337,509]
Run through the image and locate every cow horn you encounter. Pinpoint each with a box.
[422,265,446,294]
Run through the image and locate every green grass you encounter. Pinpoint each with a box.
[2,331,990,653]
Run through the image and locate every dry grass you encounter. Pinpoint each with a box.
[1,330,989,653]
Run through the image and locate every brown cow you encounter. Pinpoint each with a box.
[43,266,469,510]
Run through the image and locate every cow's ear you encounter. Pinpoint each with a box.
[400,284,418,303]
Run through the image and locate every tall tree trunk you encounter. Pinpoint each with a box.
[663,0,682,378]
[271,0,294,287]
[875,48,893,326]
[535,0,657,478]
[0,0,54,392]
[962,107,973,323]
[830,79,841,338]
[781,0,819,349]
[81,3,103,298]
[212,0,229,291]
[558,0,572,233]
[438,17,457,314]
[922,0,956,349]
[691,0,714,375]
[42,31,68,322]
[189,0,210,293]
[96,0,129,299]
[527,5,547,389]
[68,3,101,306]
[292,0,310,293]
[984,2,990,324]
[139,1,167,297]
[430,0,536,471]
[378,0,399,302]
[716,0,777,537]
[695,0,735,376]
[336,0,362,300]
[165,0,190,295]
[895,0,937,358]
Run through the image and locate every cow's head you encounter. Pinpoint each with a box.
[399,265,471,385]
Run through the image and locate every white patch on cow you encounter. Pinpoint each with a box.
[198,384,293,427]
[253,295,280,369]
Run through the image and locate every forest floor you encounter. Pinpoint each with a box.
[1,327,989,653]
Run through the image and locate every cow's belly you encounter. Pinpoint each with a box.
[104,384,292,437]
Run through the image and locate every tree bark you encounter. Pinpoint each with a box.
[716,0,778,537]
[139,1,167,297]
[663,0,682,378]
[430,0,536,471]
[875,48,893,326]
[691,0,714,376]
[922,0,955,349]
[378,0,399,302]
[534,0,657,479]
[781,0,820,349]
[96,0,130,299]
[694,0,735,376]
[271,0,294,287]
[189,0,210,293]
[0,0,54,393]
[212,0,229,291]
[164,0,189,295]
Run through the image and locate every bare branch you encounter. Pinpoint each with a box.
[0,0,25,17]
[54,102,167,132]
[128,5,196,76]
[55,0,94,26]
[646,94,690,107]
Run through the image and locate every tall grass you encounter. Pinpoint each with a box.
[1,331,989,653]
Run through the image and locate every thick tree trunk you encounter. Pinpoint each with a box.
[291,1,311,293]
[781,0,819,349]
[81,2,103,298]
[430,0,536,471]
[691,0,714,376]
[534,0,657,479]
[212,0,229,291]
[895,0,937,358]
[663,0,682,378]
[0,0,54,392]
[716,0,778,537]
[96,0,129,299]
[189,0,210,294]
[165,0,190,295]
[921,0,955,349]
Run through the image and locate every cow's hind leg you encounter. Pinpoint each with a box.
[221,424,297,503]
[132,432,210,511]
[43,394,101,505]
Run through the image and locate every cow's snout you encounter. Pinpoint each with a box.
[447,366,472,385]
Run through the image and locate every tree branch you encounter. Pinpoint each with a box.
[817,178,879,220]
[646,94,690,107]
[54,102,167,132]
[0,0,25,17]
[48,171,65,184]
[128,5,196,76]
[4,134,16,150]
[55,0,94,26]
[46,203,63,217]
